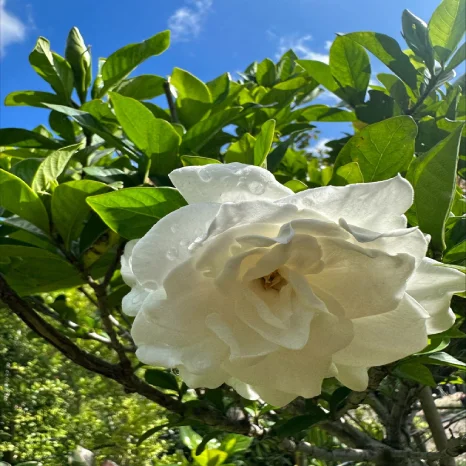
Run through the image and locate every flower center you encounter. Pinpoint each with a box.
[261,269,287,291]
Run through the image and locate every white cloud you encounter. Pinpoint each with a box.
[168,0,213,42]
[276,34,329,64]
[309,138,332,157]
[324,40,332,51]
[0,0,27,56]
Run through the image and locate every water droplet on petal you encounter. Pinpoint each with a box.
[166,247,179,260]
[248,180,266,195]
[199,169,212,182]
[180,239,189,247]
[170,224,178,234]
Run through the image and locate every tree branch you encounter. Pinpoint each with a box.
[419,387,456,466]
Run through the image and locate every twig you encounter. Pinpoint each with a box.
[419,386,456,466]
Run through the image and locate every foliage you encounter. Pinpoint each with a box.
[0,0,465,464]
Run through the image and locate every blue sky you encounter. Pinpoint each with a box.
[0,0,442,145]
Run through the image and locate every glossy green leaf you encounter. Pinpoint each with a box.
[299,105,356,122]
[171,68,212,128]
[207,73,231,104]
[329,35,371,105]
[29,37,74,100]
[179,426,202,450]
[256,58,277,87]
[428,0,466,64]
[137,424,168,447]
[32,143,81,192]
[0,170,49,233]
[49,111,76,141]
[100,31,170,94]
[225,133,256,164]
[254,119,276,166]
[4,91,64,108]
[284,179,308,192]
[416,352,466,369]
[336,116,417,181]
[180,107,243,153]
[410,124,464,251]
[346,32,419,89]
[114,74,166,100]
[11,159,42,186]
[181,155,221,166]
[446,42,466,71]
[51,180,110,249]
[275,410,327,437]
[0,128,61,149]
[402,10,435,71]
[109,92,181,175]
[220,434,253,455]
[297,60,346,100]
[144,369,179,392]
[393,362,436,386]
[195,431,223,455]
[87,187,187,239]
[332,162,364,186]
[193,449,228,466]
[65,27,92,104]
[377,73,412,110]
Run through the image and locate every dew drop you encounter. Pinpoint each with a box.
[248,180,266,195]
[166,247,179,260]
[199,169,212,182]
[179,239,189,247]
[170,224,178,234]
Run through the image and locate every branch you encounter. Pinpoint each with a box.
[419,387,456,466]
[0,274,257,436]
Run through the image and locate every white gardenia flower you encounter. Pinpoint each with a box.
[121,163,465,406]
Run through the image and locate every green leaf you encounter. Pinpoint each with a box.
[416,352,466,369]
[0,128,61,149]
[207,73,231,105]
[181,155,221,166]
[100,31,170,94]
[377,73,412,110]
[225,133,256,164]
[144,369,179,391]
[220,434,253,455]
[180,107,243,153]
[4,91,64,108]
[195,431,223,455]
[51,180,110,249]
[256,58,276,87]
[29,37,74,101]
[393,362,436,386]
[254,120,276,166]
[446,42,466,71]
[346,32,419,89]
[114,74,166,100]
[402,10,435,71]
[275,410,327,437]
[45,104,138,161]
[109,92,181,175]
[336,116,417,181]
[11,159,42,186]
[179,426,203,450]
[284,179,308,192]
[193,450,228,466]
[428,0,466,64]
[299,105,356,122]
[87,187,187,240]
[171,68,212,128]
[297,60,346,101]
[49,111,76,141]
[31,143,81,192]
[137,424,168,447]
[409,124,464,251]
[329,35,371,105]
[65,27,92,104]
[332,162,364,186]
[0,170,49,232]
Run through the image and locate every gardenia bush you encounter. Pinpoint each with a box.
[0,0,465,464]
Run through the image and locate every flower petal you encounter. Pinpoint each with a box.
[122,286,151,316]
[131,203,220,289]
[278,175,413,232]
[332,294,429,368]
[334,364,369,392]
[169,162,293,204]
[407,258,465,334]
[309,238,416,319]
